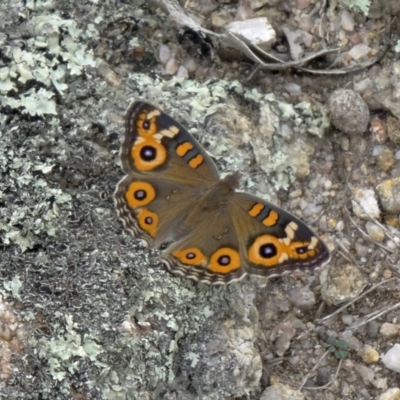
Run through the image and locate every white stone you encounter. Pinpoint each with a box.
[382,344,400,373]
[351,187,381,219]
[226,17,276,48]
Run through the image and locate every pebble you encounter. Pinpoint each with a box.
[295,0,311,10]
[158,44,171,64]
[365,221,385,242]
[341,10,354,31]
[370,116,387,144]
[211,10,232,29]
[165,57,179,75]
[270,322,296,357]
[227,17,276,48]
[327,89,369,135]
[354,363,375,384]
[176,65,188,79]
[376,178,400,213]
[376,147,395,172]
[355,242,369,258]
[380,323,400,340]
[359,345,380,364]
[377,388,400,400]
[260,382,305,400]
[287,287,316,311]
[351,187,381,219]
[387,115,400,144]
[348,44,371,60]
[354,77,372,92]
[381,344,400,373]
[321,264,368,306]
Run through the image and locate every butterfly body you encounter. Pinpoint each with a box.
[114,101,330,284]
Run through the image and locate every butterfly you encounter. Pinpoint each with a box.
[114,101,330,285]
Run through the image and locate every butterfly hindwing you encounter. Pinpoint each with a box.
[229,192,330,278]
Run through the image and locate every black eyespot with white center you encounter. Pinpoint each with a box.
[259,243,277,259]
[142,120,150,130]
[134,190,146,201]
[186,252,196,260]
[144,216,153,225]
[140,146,157,161]
[296,246,308,254]
[218,255,231,266]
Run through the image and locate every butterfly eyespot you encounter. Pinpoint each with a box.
[140,145,157,161]
[144,216,153,225]
[132,140,167,170]
[248,235,284,268]
[259,243,278,259]
[134,190,146,200]
[138,209,158,237]
[126,181,156,208]
[217,255,231,266]
[209,248,241,273]
[142,120,150,130]
[296,246,308,254]
[173,248,206,265]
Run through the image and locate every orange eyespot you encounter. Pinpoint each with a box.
[136,111,159,137]
[125,181,156,208]
[208,247,241,274]
[248,235,285,268]
[137,209,159,237]
[173,248,206,266]
[287,242,315,259]
[131,139,167,171]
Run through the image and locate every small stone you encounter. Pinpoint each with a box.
[184,58,197,73]
[321,264,368,306]
[376,147,395,172]
[287,287,316,311]
[365,221,385,242]
[367,320,379,338]
[158,44,171,64]
[327,89,369,135]
[227,17,276,48]
[351,187,381,219]
[176,65,188,79]
[354,363,375,384]
[387,116,400,144]
[327,219,337,229]
[340,136,350,151]
[376,178,400,213]
[355,242,369,258]
[341,10,354,31]
[383,269,393,279]
[165,58,179,75]
[270,322,296,357]
[380,323,400,340]
[260,382,305,400]
[211,10,232,29]
[295,0,311,10]
[370,116,388,144]
[382,344,400,373]
[377,388,400,400]
[348,44,372,60]
[359,345,380,363]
